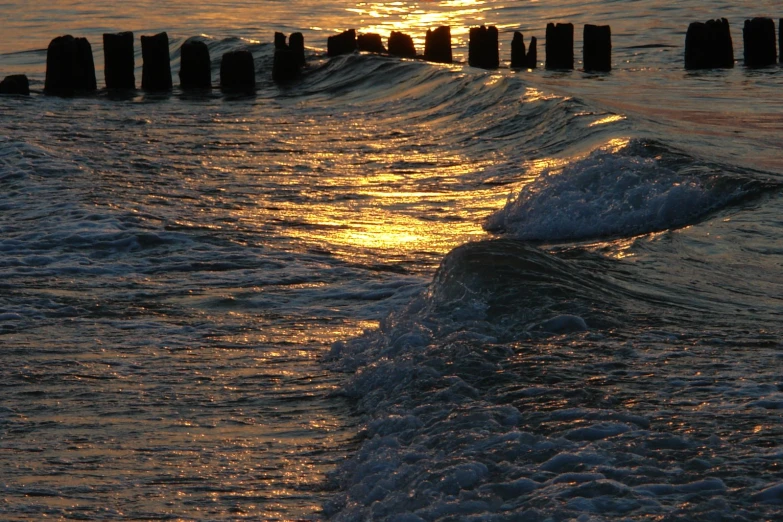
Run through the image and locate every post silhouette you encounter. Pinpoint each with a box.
[545,23,574,69]
[328,29,357,56]
[289,32,306,66]
[425,26,452,63]
[0,75,30,95]
[511,32,536,68]
[743,17,776,67]
[103,32,135,89]
[684,19,733,69]
[583,24,611,72]
[275,32,287,50]
[141,32,173,91]
[469,25,499,69]
[220,50,256,92]
[179,40,212,89]
[45,35,97,95]
[388,31,416,58]
[357,33,386,53]
[273,33,305,83]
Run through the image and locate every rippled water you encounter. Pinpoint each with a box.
[2,1,783,520]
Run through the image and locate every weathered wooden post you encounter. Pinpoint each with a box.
[327,29,357,56]
[45,35,97,95]
[583,24,611,72]
[103,32,135,89]
[141,32,173,91]
[0,75,30,95]
[469,25,499,69]
[220,50,255,92]
[275,32,287,50]
[743,17,776,67]
[289,32,306,66]
[527,36,537,68]
[179,40,212,89]
[684,18,733,69]
[388,31,416,58]
[511,32,537,68]
[273,33,305,83]
[511,32,526,68]
[545,23,574,69]
[357,33,386,53]
[424,26,452,63]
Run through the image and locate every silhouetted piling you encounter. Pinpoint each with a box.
[469,25,499,69]
[273,49,299,82]
[511,32,526,67]
[744,17,777,67]
[357,33,386,53]
[273,33,305,83]
[141,32,172,91]
[275,32,287,50]
[684,19,733,69]
[388,31,415,58]
[424,26,452,64]
[327,29,356,57]
[103,32,135,89]
[45,35,97,95]
[289,32,306,66]
[511,32,537,69]
[527,37,538,68]
[780,19,783,64]
[0,74,29,95]
[583,24,611,72]
[545,23,574,70]
[220,50,255,92]
[179,40,211,89]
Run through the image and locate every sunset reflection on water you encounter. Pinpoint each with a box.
[345,0,492,52]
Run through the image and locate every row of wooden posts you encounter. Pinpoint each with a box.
[1,16,783,97]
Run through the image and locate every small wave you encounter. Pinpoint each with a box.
[485,138,774,242]
[325,237,783,520]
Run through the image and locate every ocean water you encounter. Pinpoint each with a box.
[2,1,783,520]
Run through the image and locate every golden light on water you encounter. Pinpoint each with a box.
[272,185,496,259]
[590,114,627,127]
[345,0,501,54]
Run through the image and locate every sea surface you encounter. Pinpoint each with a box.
[2,1,783,520]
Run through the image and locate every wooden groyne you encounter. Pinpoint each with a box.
[2,17,783,96]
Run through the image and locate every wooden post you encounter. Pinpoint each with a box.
[744,17,776,67]
[45,35,97,95]
[0,75,30,95]
[424,26,452,64]
[684,19,733,69]
[388,31,416,58]
[545,23,574,70]
[103,32,135,89]
[357,33,386,53]
[327,29,357,57]
[220,50,255,92]
[179,40,211,89]
[583,24,611,72]
[469,25,499,69]
[289,33,306,66]
[141,32,173,91]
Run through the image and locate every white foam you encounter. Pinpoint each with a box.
[484,141,746,242]
[536,314,588,334]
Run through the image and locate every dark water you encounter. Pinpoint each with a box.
[2,1,783,520]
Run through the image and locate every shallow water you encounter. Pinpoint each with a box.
[2,1,783,520]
